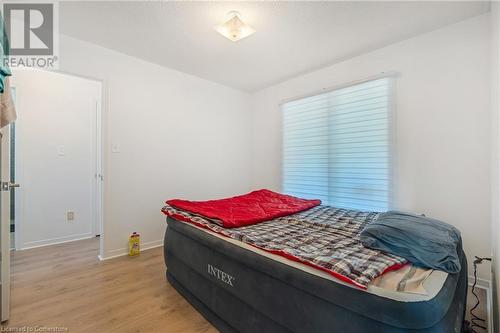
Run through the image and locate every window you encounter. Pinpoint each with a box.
[282,77,394,212]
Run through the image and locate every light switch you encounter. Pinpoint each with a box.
[57,145,65,156]
[111,143,120,153]
[67,211,75,221]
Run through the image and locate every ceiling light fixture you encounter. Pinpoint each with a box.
[215,11,255,42]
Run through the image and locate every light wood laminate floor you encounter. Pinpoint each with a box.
[5,237,216,333]
[2,237,489,332]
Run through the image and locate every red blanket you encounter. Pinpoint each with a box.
[165,189,321,228]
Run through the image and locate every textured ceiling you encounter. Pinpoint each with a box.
[60,1,490,91]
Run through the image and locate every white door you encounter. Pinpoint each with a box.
[0,124,16,322]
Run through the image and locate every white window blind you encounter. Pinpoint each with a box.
[282,77,394,212]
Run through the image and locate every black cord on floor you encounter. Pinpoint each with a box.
[470,256,491,333]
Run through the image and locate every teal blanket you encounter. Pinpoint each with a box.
[360,211,461,273]
[0,14,11,93]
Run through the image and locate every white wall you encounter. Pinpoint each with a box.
[32,12,492,287]
[251,14,492,281]
[58,35,253,259]
[490,3,500,331]
[11,69,101,249]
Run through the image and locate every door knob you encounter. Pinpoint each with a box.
[1,182,19,191]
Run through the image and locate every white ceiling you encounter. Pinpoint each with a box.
[60,1,490,92]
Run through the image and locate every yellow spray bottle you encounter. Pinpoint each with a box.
[128,232,140,256]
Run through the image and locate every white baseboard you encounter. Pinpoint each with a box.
[18,232,94,250]
[98,239,163,261]
[487,286,492,333]
[469,275,491,290]
[468,276,492,333]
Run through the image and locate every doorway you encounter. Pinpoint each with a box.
[10,69,103,254]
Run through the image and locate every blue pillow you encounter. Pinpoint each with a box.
[360,211,461,273]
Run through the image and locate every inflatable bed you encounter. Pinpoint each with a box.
[161,190,467,333]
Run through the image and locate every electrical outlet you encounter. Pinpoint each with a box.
[67,211,75,221]
[111,143,121,153]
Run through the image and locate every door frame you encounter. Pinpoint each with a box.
[1,125,11,322]
[12,69,105,260]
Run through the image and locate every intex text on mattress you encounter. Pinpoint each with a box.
[164,216,467,333]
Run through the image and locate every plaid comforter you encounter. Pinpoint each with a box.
[162,204,407,289]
